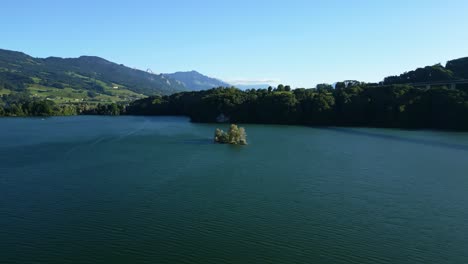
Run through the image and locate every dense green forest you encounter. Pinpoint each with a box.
[126,57,468,130]
[126,84,468,130]
[383,57,468,84]
[0,93,124,116]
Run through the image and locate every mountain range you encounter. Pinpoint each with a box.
[2,48,467,106]
[233,84,272,90]
[0,48,233,104]
[163,71,231,91]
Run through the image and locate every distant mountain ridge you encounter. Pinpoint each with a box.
[0,48,186,97]
[234,84,272,90]
[163,71,231,91]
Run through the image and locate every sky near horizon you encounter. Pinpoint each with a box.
[2,0,468,87]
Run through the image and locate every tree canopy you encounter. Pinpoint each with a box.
[0,93,125,117]
[215,124,248,145]
[127,83,468,131]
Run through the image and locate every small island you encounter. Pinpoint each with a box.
[214,124,247,145]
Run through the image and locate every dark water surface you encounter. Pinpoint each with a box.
[1,116,468,264]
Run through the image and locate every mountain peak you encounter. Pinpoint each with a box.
[0,48,187,96]
[163,71,230,91]
[77,55,111,64]
[0,48,33,61]
[171,70,202,75]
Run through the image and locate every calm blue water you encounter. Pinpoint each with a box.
[1,116,468,264]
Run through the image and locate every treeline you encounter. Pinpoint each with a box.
[383,57,468,84]
[126,57,468,130]
[126,83,468,130]
[2,54,468,130]
[0,93,125,117]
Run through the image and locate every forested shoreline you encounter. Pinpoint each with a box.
[126,84,468,130]
[124,56,468,131]
[0,93,124,116]
[2,56,468,130]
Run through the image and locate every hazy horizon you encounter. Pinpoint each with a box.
[2,0,468,87]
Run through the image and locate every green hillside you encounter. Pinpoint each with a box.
[0,49,186,104]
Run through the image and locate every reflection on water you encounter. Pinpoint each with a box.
[1,116,468,264]
[322,127,468,151]
[181,138,214,145]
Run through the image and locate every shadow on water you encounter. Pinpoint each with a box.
[320,127,468,152]
[181,138,214,145]
[180,139,247,152]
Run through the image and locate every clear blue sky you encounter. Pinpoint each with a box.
[2,0,468,87]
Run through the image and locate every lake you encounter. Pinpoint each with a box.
[1,116,468,264]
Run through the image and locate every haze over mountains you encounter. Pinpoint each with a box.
[234,84,272,90]
[163,71,231,91]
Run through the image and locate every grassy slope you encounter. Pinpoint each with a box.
[0,88,11,95]
[26,85,146,104]
[0,49,186,105]
[1,69,147,105]
[13,74,146,104]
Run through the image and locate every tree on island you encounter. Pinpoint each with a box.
[214,124,247,145]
